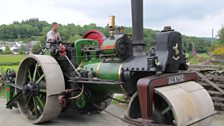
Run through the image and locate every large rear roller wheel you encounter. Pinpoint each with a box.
[127,81,215,126]
[16,55,65,124]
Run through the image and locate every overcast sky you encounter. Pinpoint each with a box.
[0,0,223,37]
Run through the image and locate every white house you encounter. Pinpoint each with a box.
[0,41,40,54]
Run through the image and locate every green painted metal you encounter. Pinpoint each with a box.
[101,34,126,55]
[80,59,101,76]
[76,94,86,109]
[32,97,38,115]
[33,63,38,81]
[81,61,124,93]
[98,63,121,81]
[36,96,44,111]
[6,85,14,109]
[82,61,121,81]
[74,39,99,65]
[101,39,116,54]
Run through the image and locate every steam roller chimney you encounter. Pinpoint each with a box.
[131,0,145,56]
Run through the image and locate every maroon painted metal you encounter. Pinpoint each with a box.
[137,72,198,119]
[82,30,106,46]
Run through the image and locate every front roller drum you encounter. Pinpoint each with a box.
[127,81,215,126]
[154,81,215,126]
[16,55,65,124]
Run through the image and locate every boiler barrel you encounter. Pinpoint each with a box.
[82,62,125,93]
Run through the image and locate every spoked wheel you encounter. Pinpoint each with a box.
[16,55,65,124]
[36,47,47,55]
[152,94,175,125]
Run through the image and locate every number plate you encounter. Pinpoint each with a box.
[168,74,185,84]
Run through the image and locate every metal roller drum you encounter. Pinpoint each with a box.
[16,55,65,124]
[155,81,215,126]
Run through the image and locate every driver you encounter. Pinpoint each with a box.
[46,22,61,47]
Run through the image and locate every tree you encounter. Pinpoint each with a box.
[19,45,26,54]
[4,46,12,54]
[218,26,224,44]
[31,44,41,54]
[68,35,82,42]
[0,18,213,54]
[182,35,211,53]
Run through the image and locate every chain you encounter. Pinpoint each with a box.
[0,74,5,91]
[92,103,172,126]
[104,96,171,125]
[123,115,172,126]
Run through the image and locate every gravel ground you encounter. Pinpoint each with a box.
[0,98,127,126]
[210,112,224,126]
[0,98,224,126]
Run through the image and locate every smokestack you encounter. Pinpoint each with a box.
[131,0,145,56]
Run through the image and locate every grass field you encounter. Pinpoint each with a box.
[0,54,25,63]
[0,54,25,72]
[186,53,211,64]
[0,65,19,73]
[0,55,25,97]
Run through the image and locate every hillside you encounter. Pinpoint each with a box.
[0,18,212,53]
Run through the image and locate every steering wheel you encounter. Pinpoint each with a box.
[36,46,48,55]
